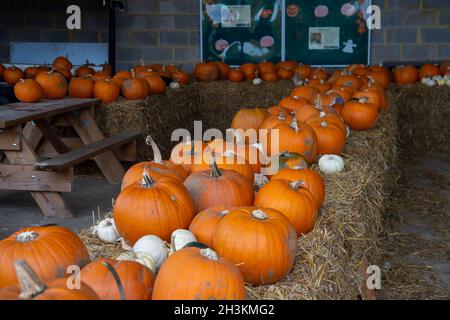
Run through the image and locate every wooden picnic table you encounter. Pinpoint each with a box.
[0,98,139,218]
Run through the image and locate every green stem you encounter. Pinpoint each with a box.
[102,261,126,300]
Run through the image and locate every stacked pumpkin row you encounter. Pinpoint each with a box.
[392,62,450,86]
[0,57,188,104]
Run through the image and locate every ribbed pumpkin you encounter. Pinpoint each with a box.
[81,259,154,300]
[342,98,379,130]
[367,71,390,89]
[114,172,195,243]
[230,108,270,144]
[153,247,246,300]
[194,62,220,82]
[121,70,149,100]
[0,226,90,288]
[35,70,68,99]
[265,119,318,164]
[418,63,440,79]
[304,111,346,137]
[143,75,166,94]
[68,76,94,98]
[121,137,187,190]
[254,179,318,235]
[0,261,98,300]
[239,63,258,80]
[93,78,120,103]
[259,111,293,130]
[290,85,318,102]
[212,207,297,285]
[3,66,24,85]
[14,79,43,103]
[188,206,230,247]
[183,160,254,212]
[393,65,417,84]
[332,75,362,92]
[228,69,245,83]
[271,168,325,207]
[279,96,309,112]
[353,89,385,111]
[307,120,346,155]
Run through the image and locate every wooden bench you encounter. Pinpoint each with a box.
[0,98,139,218]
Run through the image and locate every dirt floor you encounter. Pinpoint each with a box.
[379,152,450,299]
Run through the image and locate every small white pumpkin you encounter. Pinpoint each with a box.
[170,229,197,253]
[432,75,443,82]
[253,77,262,85]
[425,78,435,87]
[318,154,345,174]
[116,251,156,273]
[96,218,119,243]
[421,76,430,85]
[133,235,168,270]
[169,81,180,89]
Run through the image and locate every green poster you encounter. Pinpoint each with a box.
[285,0,371,66]
[201,0,282,65]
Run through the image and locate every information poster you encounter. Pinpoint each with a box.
[201,0,282,65]
[285,0,371,66]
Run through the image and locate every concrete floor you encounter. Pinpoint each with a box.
[0,177,120,240]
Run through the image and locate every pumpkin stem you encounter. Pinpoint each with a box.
[358,97,369,104]
[320,121,328,128]
[200,248,219,261]
[314,94,322,108]
[141,166,155,188]
[289,180,305,191]
[278,110,286,120]
[251,209,269,220]
[290,119,300,132]
[131,69,136,78]
[210,157,222,178]
[102,261,126,300]
[319,111,326,118]
[16,231,39,243]
[145,135,163,164]
[219,209,229,217]
[14,260,46,299]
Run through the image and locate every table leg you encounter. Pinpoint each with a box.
[3,130,74,218]
[66,108,125,184]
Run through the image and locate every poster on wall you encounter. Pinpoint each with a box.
[200,0,282,65]
[284,0,371,66]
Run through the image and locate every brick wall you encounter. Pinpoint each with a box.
[0,0,449,71]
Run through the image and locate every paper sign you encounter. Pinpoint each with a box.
[221,5,251,28]
[308,27,340,50]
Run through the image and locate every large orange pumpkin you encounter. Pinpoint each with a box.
[35,70,68,99]
[258,61,276,74]
[194,62,220,82]
[342,98,379,130]
[153,247,246,300]
[228,69,245,83]
[213,61,230,79]
[259,112,293,130]
[279,96,310,112]
[230,108,270,144]
[0,226,90,288]
[52,55,72,72]
[68,76,94,98]
[121,72,149,100]
[307,120,346,155]
[418,63,441,79]
[254,179,318,235]
[0,261,98,300]
[14,79,43,103]
[294,104,320,123]
[188,206,230,247]
[392,65,417,84]
[271,168,325,207]
[93,78,120,103]
[143,75,166,94]
[3,66,24,85]
[183,161,254,212]
[114,172,195,243]
[212,207,297,285]
[239,63,258,80]
[290,85,318,102]
[81,259,154,300]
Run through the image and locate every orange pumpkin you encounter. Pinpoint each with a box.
[212,207,297,285]
[255,179,318,235]
[3,66,24,85]
[367,71,390,89]
[294,64,312,80]
[258,61,276,74]
[259,112,293,130]
[290,85,318,102]
[171,71,190,85]
[267,105,292,116]
[75,60,95,77]
[194,62,220,82]
[24,66,40,79]
[14,79,43,103]
[393,65,418,84]
[277,60,298,71]
[304,111,346,136]
[189,206,231,247]
[113,70,132,79]
[310,68,328,80]
[342,98,379,130]
[93,78,120,103]
[308,79,331,93]
[121,72,149,100]
[278,68,294,80]
[418,63,441,79]
[332,75,362,92]
[213,61,230,79]
[52,55,72,72]
[230,108,270,143]
[35,70,68,99]
[68,76,94,98]
[92,71,109,81]
[143,75,166,94]
[239,63,258,80]
[294,104,320,123]
[279,96,310,112]
[271,168,325,207]
[183,161,254,212]
[353,89,385,111]
[0,226,89,288]
[115,172,195,243]
[152,247,246,300]
[81,259,154,300]
[261,71,278,82]
[170,139,207,173]
[228,69,245,83]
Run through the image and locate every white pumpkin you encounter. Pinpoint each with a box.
[318,154,345,174]
[116,251,156,273]
[96,218,119,243]
[133,235,168,270]
[170,229,197,253]
[253,77,262,85]
[421,76,430,84]
[169,81,180,89]
[425,78,435,87]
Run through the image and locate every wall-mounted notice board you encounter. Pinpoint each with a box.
[285,0,371,66]
[200,0,372,67]
[200,0,282,65]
